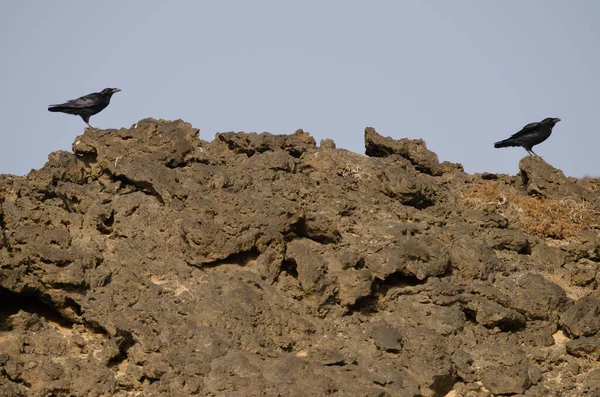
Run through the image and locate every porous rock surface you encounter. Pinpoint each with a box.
[0,119,599,396]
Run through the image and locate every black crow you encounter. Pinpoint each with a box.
[48,88,121,128]
[494,117,561,156]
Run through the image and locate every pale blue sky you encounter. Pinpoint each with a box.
[1,1,599,177]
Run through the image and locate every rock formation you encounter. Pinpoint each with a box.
[1,119,600,396]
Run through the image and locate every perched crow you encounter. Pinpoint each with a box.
[494,117,561,156]
[48,88,121,128]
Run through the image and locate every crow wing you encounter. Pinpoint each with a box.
[505,121,541,140]
[52,93,106,109]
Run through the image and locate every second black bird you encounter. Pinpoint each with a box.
[494,117,561,157]
[48,88,121,128]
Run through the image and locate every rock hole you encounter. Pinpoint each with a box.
[518,243,532,255]
[354,257,365,269]
[288,218,341,244]
[377,273,424,292]
[520,170,530,191]
[281,259,298,279]
[0,286,74,330]
[462,307,478,324]
[347,295,379,315]
[97,210,115,234]
[64,297,82,316]
[84,319,109,335]
[324,361,347,367]
[111,175,164,204]
[107,329,136,367]
[201,248,260,268]
[77,152,98,166]
[140,375,160,385]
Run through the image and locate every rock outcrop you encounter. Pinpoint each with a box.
[1,120,600,396]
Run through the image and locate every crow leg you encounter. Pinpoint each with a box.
[81,115,93,129]
[524,147,539,157]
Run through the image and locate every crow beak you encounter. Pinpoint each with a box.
[554,118,561,123]
[113,88,121,93]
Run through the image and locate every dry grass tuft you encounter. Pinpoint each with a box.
[462,181,506,206]
[463,181,600,239]
[512,196,599,239]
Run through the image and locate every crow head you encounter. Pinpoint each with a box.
[101,88,121,96]
[542,117,561,125]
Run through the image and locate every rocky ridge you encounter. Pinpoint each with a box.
[1,119,600,396]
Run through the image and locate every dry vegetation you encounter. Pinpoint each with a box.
[463,181,600,239]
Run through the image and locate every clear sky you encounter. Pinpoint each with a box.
[1,1,599,177]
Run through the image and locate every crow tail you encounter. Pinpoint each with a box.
[48,104,76,113]
[494,139,518,148]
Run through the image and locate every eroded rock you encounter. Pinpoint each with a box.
[0,119,597,396]
[364,127,443,175]
[560,292,600,337]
